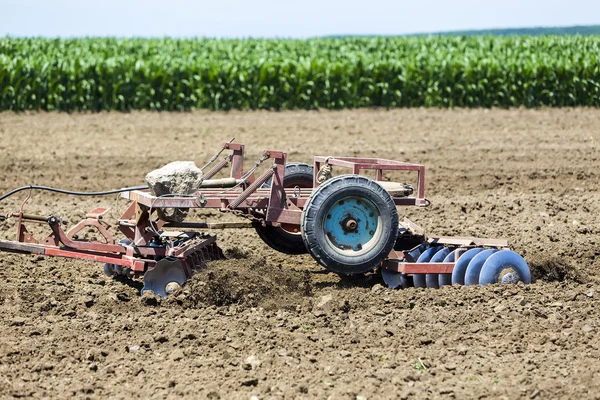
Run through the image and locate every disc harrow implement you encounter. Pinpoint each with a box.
[0,139,531,296]
[381,230,531,289]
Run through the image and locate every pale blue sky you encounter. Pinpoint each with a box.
[2,0,599,38]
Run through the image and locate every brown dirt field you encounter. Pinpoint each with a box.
[0,109,599,399]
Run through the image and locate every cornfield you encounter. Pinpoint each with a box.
[1,36,599,111]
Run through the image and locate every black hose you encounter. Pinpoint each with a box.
[0,185,149,203]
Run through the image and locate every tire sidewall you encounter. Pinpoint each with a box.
[302,175,399,274]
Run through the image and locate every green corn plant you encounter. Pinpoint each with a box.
[0,36,599,111]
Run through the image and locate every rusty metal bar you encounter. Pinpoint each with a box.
[18,213,48,222]
[428,237,509,247]
[228,168,275,210]
[0,239,47,254]
[199,178,239,188]
[163,221,253,229]
[225,142,245,179]
[311,156,427,205]
[265,152,287,222]
[203,157,229,180]
[48,217,127,253]
[265,208,302,224]
[383,261,456,274]
[314,156,424,167]
[417,166,425,204]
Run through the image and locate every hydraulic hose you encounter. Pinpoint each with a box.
[0,185,149,203]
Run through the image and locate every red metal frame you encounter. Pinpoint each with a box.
[0,141,431,275]
[121,150,429,228]
[313,156,427,206]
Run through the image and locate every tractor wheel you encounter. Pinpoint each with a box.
[301,175,399,275]
[254,162,313,254]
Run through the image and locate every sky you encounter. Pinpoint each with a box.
[2,0,599,38]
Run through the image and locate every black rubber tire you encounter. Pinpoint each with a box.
[260,162,314,190]
[254,162,313,254]
[301,175,399,275]
[254,222,306,254]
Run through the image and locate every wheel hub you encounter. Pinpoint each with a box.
[323,196,382,255]
[499,268,520,284]
[343,218,358,232]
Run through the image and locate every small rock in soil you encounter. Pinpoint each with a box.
[582,325,595,333]
[11,317,26,326]
[170,349,185,361]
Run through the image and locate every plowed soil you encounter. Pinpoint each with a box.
[0,109,599,399]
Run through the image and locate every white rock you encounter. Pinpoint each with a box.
[313,294,336,317]
[146,161,204,196]
[316,294,333,308]
[582,325,595,333]
[371,284,384,292]
[145,161,204,222]
[245,355,261,370]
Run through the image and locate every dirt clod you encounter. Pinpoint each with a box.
[169,257,307,309]
[530,258,583,283]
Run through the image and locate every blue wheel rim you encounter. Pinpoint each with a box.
[479,250,531,285]
[323,196,381,255]
[451,247,485,285]
[464,249,498,286]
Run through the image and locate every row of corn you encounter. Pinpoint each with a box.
[1,36,599,111]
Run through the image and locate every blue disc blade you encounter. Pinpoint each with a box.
[442,250,457,263]
[430,247,451,262]
[406,244,427,262]
[438,250,455,287]
[381,269,404,289]
[451,247,485,285]
[414,246,443,288]
[416,246,444,263]
[413,274,426,288]
[479,250,531,285]
[439,273,452,287]
[464,249,498,286]
[425,273,439,288]
[400,274,412,288]
[425,247,449,289]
